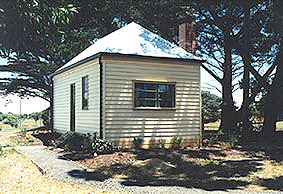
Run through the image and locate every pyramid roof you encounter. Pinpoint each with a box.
[56,22,201,73]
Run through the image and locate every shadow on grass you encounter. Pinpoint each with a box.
[58,152,94,161]
[259,176,283,191]
[32,131,283,191]
[67,169,111,182]
[66,149,263,191]
[238,132,283,162]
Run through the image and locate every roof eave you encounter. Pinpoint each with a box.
[50,53,103,77]
[51,52,204,77]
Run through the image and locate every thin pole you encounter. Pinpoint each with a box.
[19,98,22,130]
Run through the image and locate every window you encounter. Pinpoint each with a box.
[133,81,176,109]
[82,76,88,110]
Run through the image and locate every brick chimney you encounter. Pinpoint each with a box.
[179,23,196,54]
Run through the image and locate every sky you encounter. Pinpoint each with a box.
[0,57,49,114]
[0,95,50,114]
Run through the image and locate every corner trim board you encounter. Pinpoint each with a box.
[99,56,104,139]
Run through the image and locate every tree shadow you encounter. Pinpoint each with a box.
[58,152,94,161]
[66,148,263,191]
[238,132,283,162]
[32,131,60,146]
[67,169,111,182]
[33,130,283,191]
[258,176,283,191]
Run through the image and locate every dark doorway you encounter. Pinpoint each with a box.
[70,83,76,131]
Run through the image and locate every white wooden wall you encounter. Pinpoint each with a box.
[102,56,201,146]
[53,58,100,135]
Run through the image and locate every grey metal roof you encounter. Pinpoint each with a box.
[55,22,201,74]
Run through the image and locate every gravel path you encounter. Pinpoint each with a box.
[16,146,282,194]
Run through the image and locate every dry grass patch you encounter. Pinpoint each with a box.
[0,129,21,147]
[204,120,220,130]
[69,146,283,192]
[276,121,283,131]
[0,150,119,194]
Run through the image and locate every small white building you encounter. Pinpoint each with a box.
[52,22,203,147]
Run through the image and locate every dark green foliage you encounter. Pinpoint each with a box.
[207,136,219,147]
[249,99,264,120]
[0,1,193,101]
[171,136,184,149]
[201,91,222,123]
[0,112,4,122]
[41,108,51,127]
[3,113,19,128]
[133,137,143,149]
[0,1,80,101]
[0,145,3,156]
[29,112,41,122]
[192,0,280,134]
[51,132,114,154]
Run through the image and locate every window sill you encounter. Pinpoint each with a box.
[133,107,176,111]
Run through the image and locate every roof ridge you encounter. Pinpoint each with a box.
[55,22,201,73]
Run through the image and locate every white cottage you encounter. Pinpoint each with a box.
[52,22,203,147]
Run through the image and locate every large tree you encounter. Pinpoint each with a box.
[0,0,81,101]
[0,0,192,102]
[190,0,277,134]
[262,0,282,135]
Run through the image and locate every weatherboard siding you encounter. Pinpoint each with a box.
[53,58,100,135]
[102,56,201,146]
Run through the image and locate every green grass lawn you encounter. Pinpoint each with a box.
[204,120,283,131]
[204,120,220,130]
[0,119,43,132]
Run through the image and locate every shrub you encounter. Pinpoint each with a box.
[91,139,114,154]
[21,129,27,137]
[208,135,219,146]
[148,144,160,151]
[228,135,238,148]
[159,139,166,149]
[202,91,222,123]
[133,137,143,149]
[52,132,114,154]
[171,136,184,149]
[0,145,3,156]
[41,108,51,127]
[202,138,209,146]
[3,113,19,128]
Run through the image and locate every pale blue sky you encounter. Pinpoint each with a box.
[0,57,49,114]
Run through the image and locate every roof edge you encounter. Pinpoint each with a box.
[51,52,204,77]
[51,53,102,77]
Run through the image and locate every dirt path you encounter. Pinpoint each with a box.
[0,149,117,194]
[0,129,19,146]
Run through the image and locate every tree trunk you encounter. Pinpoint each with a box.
[220,33,236,134]
[241,62,251,132]
[241,5,251,133]
[263,42,282,138]
[263,95,278,136]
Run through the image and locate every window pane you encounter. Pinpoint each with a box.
[145,100,156,107]
[82,76,88,109]
[158,84,174,108]
[134,83,143,107]
[134,82,175,109]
